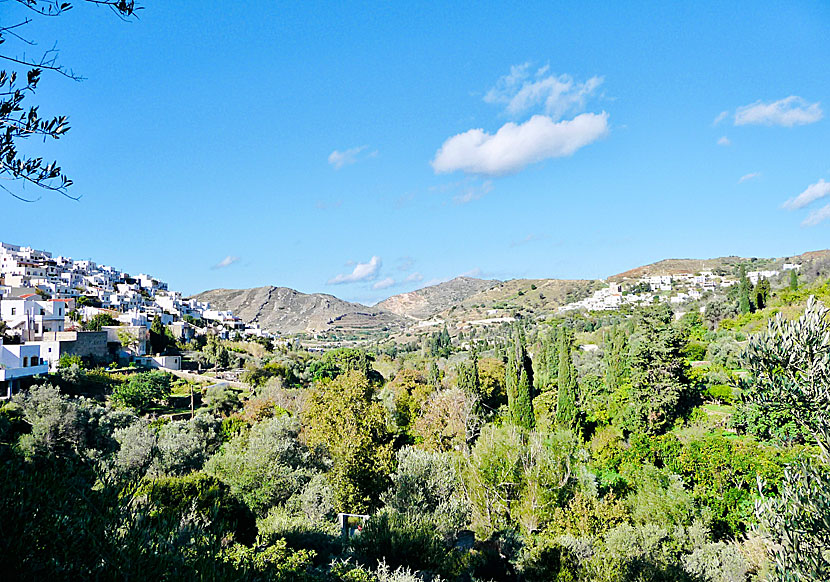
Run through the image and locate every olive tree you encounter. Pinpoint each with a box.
[744,297,830,581]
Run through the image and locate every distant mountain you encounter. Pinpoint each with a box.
[376,277,501,319]
[193,250,830,337]
[435,278,600,322]
[190,286,407,336]
[609,249,830,280]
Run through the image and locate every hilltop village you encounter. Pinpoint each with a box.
[0,241,262,395]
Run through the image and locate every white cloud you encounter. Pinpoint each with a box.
[372,277,396,290]
[783,179,830,210]
[454,179,493,204]
[734,96,822,127]
[404,272,423,283]
[717,136,731,146]
[213,255,239,269]
[328,256,382,284]
[738,172,760,183]
[397,256,415,272]
[484,64,603,120]
[803,204,830,226]
[713,111,729,125]
[460,268,483,278]
[510,233,548,247]
[432,112,608,176]
[328,146,377,169]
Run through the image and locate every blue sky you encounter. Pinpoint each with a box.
[2,1,829,304]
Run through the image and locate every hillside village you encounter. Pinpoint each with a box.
[0,241,264,396]
[558,266,800,312]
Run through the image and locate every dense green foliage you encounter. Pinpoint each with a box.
[2,292,828,581]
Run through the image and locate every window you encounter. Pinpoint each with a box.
[11,308,16,315]
[22,356,28,367]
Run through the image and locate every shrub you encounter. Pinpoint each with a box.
[111,371,172,412]
[350,511,452,576]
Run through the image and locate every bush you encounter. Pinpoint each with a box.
[205,415,320,516]
[139,472,257,546]
[383,447,470,538]
[111,371,172,412]
[203,384,242,417]
[706,384,734,404]
[350,511,452,576]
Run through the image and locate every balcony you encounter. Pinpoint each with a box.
[0,363,49,381]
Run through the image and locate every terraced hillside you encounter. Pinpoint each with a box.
[190,286,407,336]
[437,278,601,322]
[375,276,500,319]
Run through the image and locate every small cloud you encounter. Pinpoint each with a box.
[212,255,239,269]
[395,191,416,208]
[315,199,343,210]
[454,180,493,204]
[432,112,609,176]
[803,204,830,226]
[734,96,822,127]
[738,172,760,183]
[460,267,483,278]
[404,272,423,283]
[510,233,549,247]
[717,136,731,146]
[430,178,494,204]
[372,277,396,290]
[783,179,830,210]
[713,111,729,126]
[328,146,377,169]
[484,64,604,120]
[397,256,415,272]
[328,256,382,284]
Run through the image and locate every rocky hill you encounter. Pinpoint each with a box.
[609,249,830,281]
[375,277,500,320]
[190,286,407,336]
[193,250,830,338]
[436,278,600,322]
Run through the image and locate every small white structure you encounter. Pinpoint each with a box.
[0,339,48,398]
[135,354,181,371]
[0,295,68,340]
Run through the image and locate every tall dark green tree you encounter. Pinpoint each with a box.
[603,325,630,393]
[505,325,534,429]
[789,268,799,290]
[738,265,754,314]
[625,303,692,435]
[428,361,444,389]
[555,327,579,430]
[754,277,771,310]
[532,327,559,393]
[456,353,480,395]
[149,315,168,354]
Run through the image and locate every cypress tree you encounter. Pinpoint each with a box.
[456,353,480,395]
[505,325,535,429]
[789,269,799,291]
[754,278,771,310]
[603,325,629,393]
[738,265,753,314]
[556,327,579,430]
